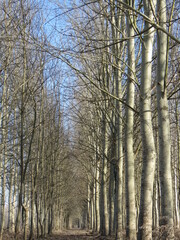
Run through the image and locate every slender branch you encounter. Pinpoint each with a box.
[107,0,180,44]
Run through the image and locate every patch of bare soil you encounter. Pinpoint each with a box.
[38,229,113,240]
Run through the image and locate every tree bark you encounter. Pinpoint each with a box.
[157,0,174,238]
[138,1,157,239]
[125,1,136,238]
[100,112,109,235]
[95,156,100,232]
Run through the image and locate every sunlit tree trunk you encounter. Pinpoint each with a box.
[8,109,17,233]
[153,177,159,229]
[100,10,109,233]
[12,145,18,233]
[176,102,180,227]
[109,1,125,238]
[8,157,14,232]
[100,109,109,235]
[0,49,10,239]
[100,62,109,236]
[138,1,157,239]
[87,181,91,230]
[157,0,174,237]
[95,154,100,232]
[125,1,136,238]
[0,102,9,240]
[174,159,179,227]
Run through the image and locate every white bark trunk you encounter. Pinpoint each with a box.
[95,158,100,232]
[125,1,136,238]
[138,1,157,239]
[157,0,174,237]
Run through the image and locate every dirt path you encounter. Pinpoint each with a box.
[39,229,112,240]
[3,229,114,240]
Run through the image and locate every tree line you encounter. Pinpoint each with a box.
[0,0,180,240]
[63,0,180,239]
[0,1,77,239]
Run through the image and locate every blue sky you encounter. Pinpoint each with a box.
[40,0,80,132]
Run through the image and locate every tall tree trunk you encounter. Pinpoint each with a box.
[176,102,180,228]
[125,1,136,239]
[0,108,8,240]
[109,1,124,237]
[91,189,94,231]
[116,79,123,240]
[93,176,96,232]
[109,155,115,235]
[95,156,100,232]
[87,181,91,230]
[8,158,14,232]
[12,152,18,233]
[29,161,35,240]
[8,110,17,232]
[15,2,27,236]
[157,0,174,237]
[100,112,109,235]
[138,1,157,239]
[0,48,10,239]
[100,27,109,234]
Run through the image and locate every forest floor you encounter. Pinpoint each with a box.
[3,228,180,239]
[3,229,114,240]
[40,229,114,239]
